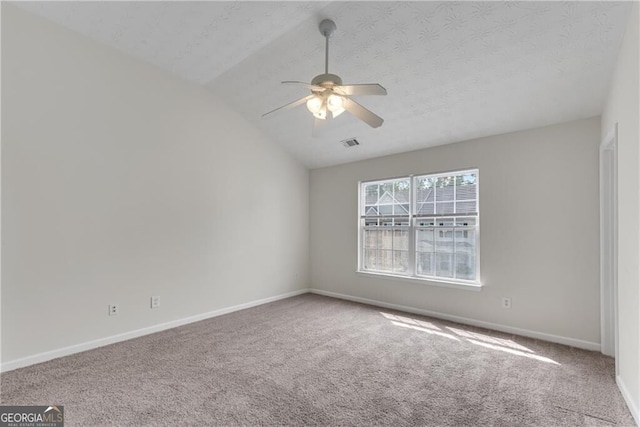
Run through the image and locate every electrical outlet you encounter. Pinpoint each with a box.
[501,297,512,309]
[109,304,119,316]
[151,296,160,309]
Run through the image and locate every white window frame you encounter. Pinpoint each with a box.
[358,169,481,290]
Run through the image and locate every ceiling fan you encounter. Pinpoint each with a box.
[262,19,387,129]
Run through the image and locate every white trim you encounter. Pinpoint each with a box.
[599,123,618,360]
[309,288,600,351]
[359,169,480,284]
[602,125,618,152]
[359,168,479,185]
[0,289,309,372]
[356,271,482,291]
[2,287,605,373]
[617,375,640,426]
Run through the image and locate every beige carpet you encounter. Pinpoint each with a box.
[1,294,635,426]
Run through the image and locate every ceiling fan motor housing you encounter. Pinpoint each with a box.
[311,73,343,89]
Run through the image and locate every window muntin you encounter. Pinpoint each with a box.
[360,170,479,285]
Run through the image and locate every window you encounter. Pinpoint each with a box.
[359,169,479,286]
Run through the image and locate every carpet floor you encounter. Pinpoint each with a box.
[1,294,635,426]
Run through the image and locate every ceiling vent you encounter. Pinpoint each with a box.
[342,138,360,148]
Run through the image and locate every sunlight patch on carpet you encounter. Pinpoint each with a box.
[467,339,561,365]
[380,312,442,331]
[390,321,460,340]
[446,327,535,353]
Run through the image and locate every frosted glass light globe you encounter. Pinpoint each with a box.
[306,95,323,113]
[327,94,345,117]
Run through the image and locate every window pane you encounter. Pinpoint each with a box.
[394,203,410,215]
[393,229,409,251]
[416,229,435,277]
[436,177,455,201]
[415,177,435,199]
[379,249,393,272]
[455,230,475,254]
[379,205,393,215]
[415,177,434,215]
[436,202,455,214]
[454,230,475,280]
[378,228,409,272]
[455,254,475,280]
[416,229,435,253]
[393,251,409,273]
[380,230,393,249]
[416,252,434,276]
[394,180,410,205]
[362,178,410,218]
[363,249,378,270]
[456,200,477,214]
[364,184,379,205]
[436,229,454,253]
[381,182,394,195]
[456,183,476,200]
[365,206,379,216]
[457,174,477,200]
[364,229,379,249]
[416,202,434,215]
[436,253,454,277]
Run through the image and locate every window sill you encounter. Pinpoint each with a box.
[356,271,482,292]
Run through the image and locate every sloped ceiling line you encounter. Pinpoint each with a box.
[15,1,631,168]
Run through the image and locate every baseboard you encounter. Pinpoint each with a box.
[1,288,309,373]
[617,375,640,426]
[1,287,604,372]
[309,288,601,352]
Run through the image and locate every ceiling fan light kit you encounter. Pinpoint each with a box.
[262,19,387,129]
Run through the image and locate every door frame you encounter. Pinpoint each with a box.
[599,123,618,367]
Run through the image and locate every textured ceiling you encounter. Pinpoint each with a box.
[15,1,631,168]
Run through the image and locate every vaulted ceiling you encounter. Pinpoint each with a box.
[15,1,631,168]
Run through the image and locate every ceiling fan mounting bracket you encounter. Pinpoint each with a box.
[319,19,337,38]
[311,73,343,88]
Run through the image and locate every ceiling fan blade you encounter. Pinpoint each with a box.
[334,83,387,96]
[282,81,326,92]
[342,97,384,128]
[262,95,313,119]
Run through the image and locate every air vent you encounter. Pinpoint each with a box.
[342,138,360,148]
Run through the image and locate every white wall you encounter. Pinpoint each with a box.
[602,2,640,423]
[311,117,602,347]
[1,5,309,364]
